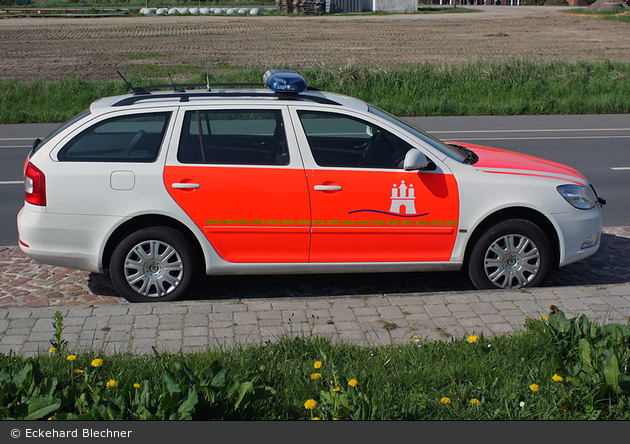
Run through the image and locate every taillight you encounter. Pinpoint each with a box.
[24,162,46,206]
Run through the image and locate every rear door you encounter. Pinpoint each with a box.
[164,106,311,263]
[291,108,460,263]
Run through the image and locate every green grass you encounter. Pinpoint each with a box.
[568,7,630,23]
[7,0,276,7]
[1,309,629,420]
[3,60,630,124]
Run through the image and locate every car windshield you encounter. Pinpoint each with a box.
[32,109,91,155]
[368,105,467,162]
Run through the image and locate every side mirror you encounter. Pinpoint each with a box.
[404,149,430,171]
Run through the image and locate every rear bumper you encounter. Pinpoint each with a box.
[17,205,121,273]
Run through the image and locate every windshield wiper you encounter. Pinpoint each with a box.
[448,143,479,165]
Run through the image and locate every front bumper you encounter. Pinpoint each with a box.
[554,205,603,268]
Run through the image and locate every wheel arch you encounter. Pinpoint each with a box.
[102,214,206,274]
[464,207,561,270]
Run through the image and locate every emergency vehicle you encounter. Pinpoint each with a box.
[17,70,605,302]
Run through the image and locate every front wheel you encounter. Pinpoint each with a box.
[468,219,553,290]
[109,226,198,302]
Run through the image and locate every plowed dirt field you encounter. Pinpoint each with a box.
[0,6,628,81]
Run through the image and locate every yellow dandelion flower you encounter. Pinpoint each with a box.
[49,347,57,354]
[74,369,84,374]
[311,373,322,380]
[348,379,358,387]
[467,334,478,344]
[530,384,539,392]
[66,355,77,361]
[552,374,564,382]
[441,397,451,405]
[314,361,322,369]
[106,380,117,388]
[470,398,480,405]
[91,358,103,368]
[332,385,341,392]
[304,399,317,410]
[311,417,320,420]
[540,315,548,321]
[134,383,141,388]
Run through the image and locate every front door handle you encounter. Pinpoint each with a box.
[314,185,342,191]
[172,183,200,189]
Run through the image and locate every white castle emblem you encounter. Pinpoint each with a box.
[390,180,416,215]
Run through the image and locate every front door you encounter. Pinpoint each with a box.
[294,110,459,263]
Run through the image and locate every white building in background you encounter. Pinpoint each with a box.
[328,0,416,12]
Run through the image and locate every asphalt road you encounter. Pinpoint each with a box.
[1,114,628,246]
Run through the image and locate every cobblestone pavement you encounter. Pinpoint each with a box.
[1,227,629,356]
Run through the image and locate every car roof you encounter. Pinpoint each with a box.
[90,88,369,114]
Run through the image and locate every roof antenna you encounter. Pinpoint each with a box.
[117,71,149,96]
[197,0,212,92]
[167,73,185,92]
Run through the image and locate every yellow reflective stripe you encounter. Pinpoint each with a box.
[206,218,458,227]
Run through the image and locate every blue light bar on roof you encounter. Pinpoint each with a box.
[263,69,307,93]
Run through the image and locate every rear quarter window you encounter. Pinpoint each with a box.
[57,112,171,162]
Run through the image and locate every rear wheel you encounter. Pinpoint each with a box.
[109,226,198,302]
[468,219,552,290]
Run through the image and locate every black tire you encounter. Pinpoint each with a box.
[468,219,552,290]
[109,226,198,303]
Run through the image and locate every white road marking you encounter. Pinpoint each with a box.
[431,128,630,134]
[0,181,24,185]
[611,167,630,171]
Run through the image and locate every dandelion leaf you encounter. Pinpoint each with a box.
[601,350,622,394]
[578,338,593,369]
[21,396,61,420]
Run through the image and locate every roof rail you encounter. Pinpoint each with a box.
[111,91,341,107]
[141,83,264,93]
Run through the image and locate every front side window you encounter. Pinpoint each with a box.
[177,110,289,165]
[368,105,467,162]
[297,111,414,169]
[58,112,171,162]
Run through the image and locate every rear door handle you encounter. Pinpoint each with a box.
[314,185,342,191]
[172,183,200,189]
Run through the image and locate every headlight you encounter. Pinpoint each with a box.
[557,184,597,210]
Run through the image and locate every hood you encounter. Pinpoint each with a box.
[447,141,587,184]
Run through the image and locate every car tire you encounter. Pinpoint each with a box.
[468,219,552,290]
[109,226,198,303]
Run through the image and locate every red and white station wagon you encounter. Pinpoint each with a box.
[18,70,605,302]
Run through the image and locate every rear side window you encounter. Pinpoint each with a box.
[58,112,171,162]
[177,110,289,165]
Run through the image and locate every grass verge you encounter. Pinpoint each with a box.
[1,308,629,419]
[568,6,630,23]
[2,60,630,124]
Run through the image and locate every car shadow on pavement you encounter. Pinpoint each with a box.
[87,233,630,302]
